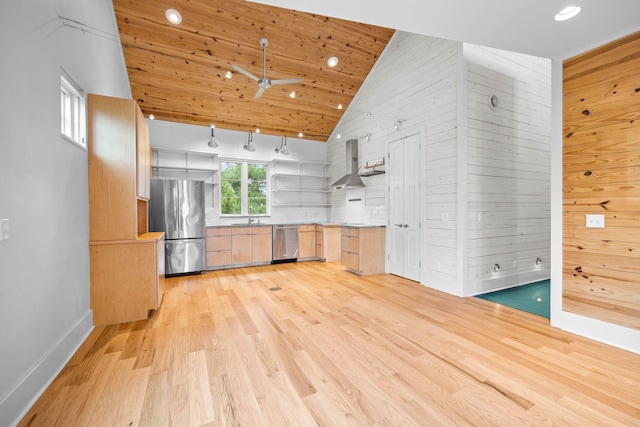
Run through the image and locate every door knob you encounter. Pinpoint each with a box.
[403,224,409,228]
[394,223,403,227]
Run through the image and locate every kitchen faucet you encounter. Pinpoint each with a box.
[248,206,254,224]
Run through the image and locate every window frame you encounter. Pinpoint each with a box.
[60,68,86,149]
[219,159,269,217]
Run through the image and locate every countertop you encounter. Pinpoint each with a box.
[205,222,385,228]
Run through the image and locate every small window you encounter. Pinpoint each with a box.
[60,70,86,148]
[220,161,268,216]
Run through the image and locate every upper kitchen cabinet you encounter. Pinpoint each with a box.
[88,94,151,241]
[270,159,330,207]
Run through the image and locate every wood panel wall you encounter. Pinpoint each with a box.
[562,31,640,329]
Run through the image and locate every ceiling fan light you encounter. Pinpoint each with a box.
[327,56,339,67]
[165,9,182,25]
[555,6,581,21]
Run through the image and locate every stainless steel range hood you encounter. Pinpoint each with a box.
[330,139,365,189]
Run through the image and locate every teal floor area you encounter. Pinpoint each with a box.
[477,279,550,318]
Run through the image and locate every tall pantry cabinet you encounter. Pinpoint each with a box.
[88,94,165,326]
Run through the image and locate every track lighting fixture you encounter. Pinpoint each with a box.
[364,133,371,142]
[493,264,500,272]
[243,130,256,152]
[394,119,406,131]
[208,125,218,148]
[275,135,289,155]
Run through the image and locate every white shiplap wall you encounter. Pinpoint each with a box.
[327,31,461,292]
[328,32,551,297]
[463,44,551,295]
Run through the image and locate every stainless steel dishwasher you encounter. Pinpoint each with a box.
[272,225,299,263]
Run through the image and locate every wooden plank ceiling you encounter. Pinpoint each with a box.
[112,0,395,142]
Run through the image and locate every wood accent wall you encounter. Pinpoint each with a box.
[562,31,640,329]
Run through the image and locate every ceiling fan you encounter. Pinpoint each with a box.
[231,38,303,99]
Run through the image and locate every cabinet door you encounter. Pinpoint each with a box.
[252,232,272,263]
[231,234,252,264]
[136,106,150,200]
[298,225,316,259]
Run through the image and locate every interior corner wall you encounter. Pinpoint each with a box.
[0,1,131,425]
[461,44,552,296]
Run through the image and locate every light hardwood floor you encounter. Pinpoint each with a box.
[20,262,640,426]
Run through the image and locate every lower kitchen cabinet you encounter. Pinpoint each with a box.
[340,226,385,275]
[316,224,341,262]
[231,227,253,264]
[252,226,273,263]
[298,224,316,259]
[206,227,232,267]
[207,225,272,268]
[90,232,165,326]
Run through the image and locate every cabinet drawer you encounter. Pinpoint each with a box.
[341,251,359,271]
[341,226,359,237]
[206,235,231,251]
[207,227,231,236]
[252,225,272,235]
[341,235,359,253]
[232,226,253,235]
[298,224,315,232]
[207,251,231,267]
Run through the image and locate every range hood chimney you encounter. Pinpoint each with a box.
[330,139,365,189]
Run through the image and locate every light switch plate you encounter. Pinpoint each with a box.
[586,214,605,228]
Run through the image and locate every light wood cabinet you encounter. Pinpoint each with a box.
[88,94,164,326]
[88,94,150,242]
[340,226,385,275]
[298,224,316,259]
[206,225,273,268]
[206,227,232,267]
[252,226,273,263]
[316,224,341,262]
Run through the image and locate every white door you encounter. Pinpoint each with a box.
[388,134,421,282]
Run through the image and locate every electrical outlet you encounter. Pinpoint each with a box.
[1,219,8,241]
[586,214,605,228]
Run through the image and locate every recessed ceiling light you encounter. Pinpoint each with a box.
[289,91,296,98]
[165,9,182,25]
[225,71,233,79]
[327,56,339,67]
[148,114,155,120]
[554,6,581,21]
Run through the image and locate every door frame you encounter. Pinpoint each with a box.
[384,126,426,283]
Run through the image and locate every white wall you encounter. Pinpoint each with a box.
[462,44,551,295]
[0,1,131,425]
[327,31,552,297]
[147,119,329,225]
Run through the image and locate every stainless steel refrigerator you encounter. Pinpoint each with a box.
[149,179,206,276]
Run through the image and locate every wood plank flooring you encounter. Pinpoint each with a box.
[19,261,640,426]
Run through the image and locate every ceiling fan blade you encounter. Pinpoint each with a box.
[254,86,266,99]
[231,64,259,82]
[270,78,303,86]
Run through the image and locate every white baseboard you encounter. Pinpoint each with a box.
[0,310,93,427]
